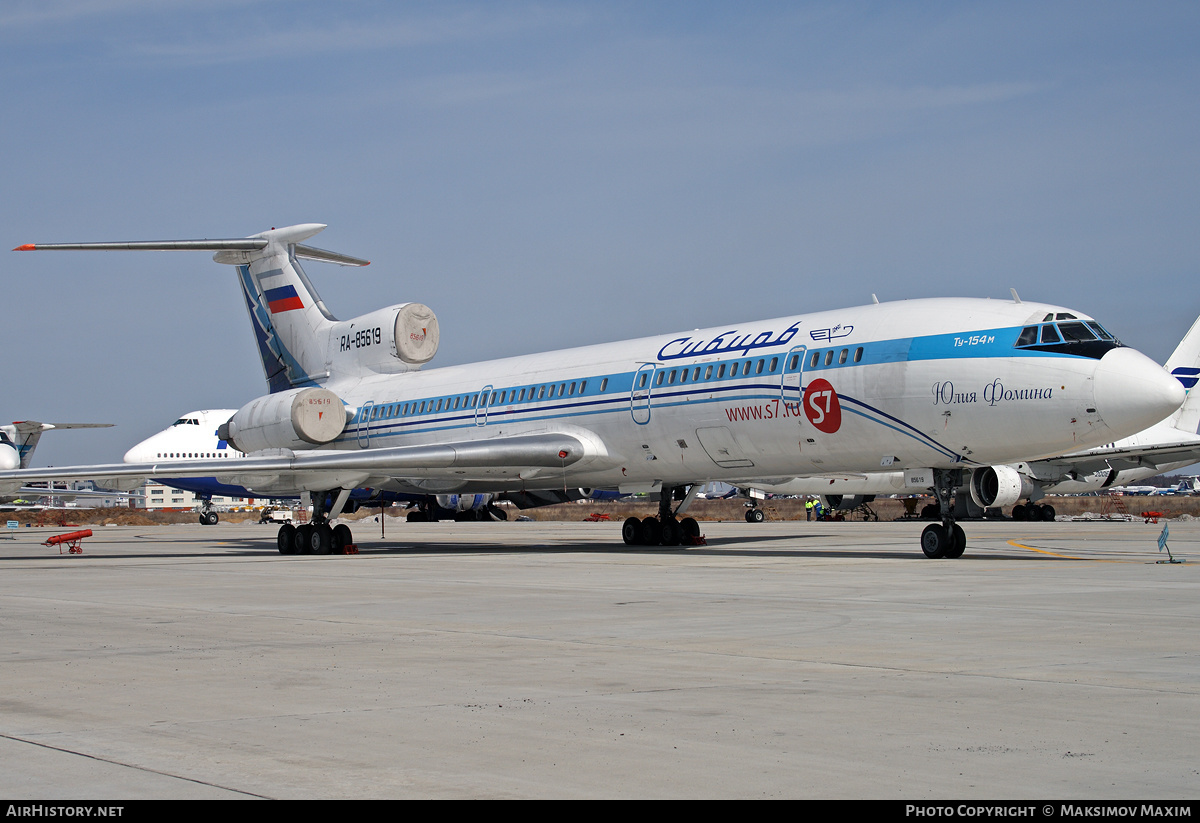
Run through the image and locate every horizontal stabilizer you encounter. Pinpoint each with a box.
[15,239,268,252]
[294,244,370,267]
[12,225,368,265]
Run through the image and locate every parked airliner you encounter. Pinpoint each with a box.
[3,224,1184,558]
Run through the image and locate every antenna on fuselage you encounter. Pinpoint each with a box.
[1010,288,1022,303]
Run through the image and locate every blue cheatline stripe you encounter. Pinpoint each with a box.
[340,380,968,463]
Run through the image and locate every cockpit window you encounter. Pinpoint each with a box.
[0,432,11,445]
[1014,320,1123,359]
[1058,322,1096,342]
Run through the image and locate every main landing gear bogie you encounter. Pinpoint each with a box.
[620,484,702,547]
[621,514,700,547]
[275,489,355,556]
[1012,502,1056,522]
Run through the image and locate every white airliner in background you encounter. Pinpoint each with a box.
[2,224,1184,559]
[743,312,1200,521]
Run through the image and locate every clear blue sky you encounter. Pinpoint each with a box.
[3,1,1198,466]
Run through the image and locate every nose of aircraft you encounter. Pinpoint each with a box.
[123,435,156,464]
[1093,347,1186,438]
[0,444,18,470]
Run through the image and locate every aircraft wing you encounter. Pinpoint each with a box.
[1032,437,1200,479]
[0,433,589,495]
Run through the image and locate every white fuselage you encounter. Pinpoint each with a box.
[293,298,1179,497]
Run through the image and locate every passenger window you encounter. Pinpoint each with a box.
[755,359,764,375]
[854,347,863,363]
[679,369,688,383]
[600,378,608,392]
[717,364,725,379]
[656,372,664,387]
[809,352,820,368]
[436,399,444,411]
[668,371,676,385]
[824,351,834,366]
[637,374,647,389]
[769,357,777,372]
[704,366,712,380]
[838,349,848,365]
[580,380,587,394]
[692,367,700,381]
[519,388,526,402]
[743,361,752,376]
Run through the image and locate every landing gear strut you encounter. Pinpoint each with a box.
[198,498,218,526]
[621,485,701,547]
[919,469,966,559]
[277,489,354,555]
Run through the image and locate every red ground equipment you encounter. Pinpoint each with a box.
[44,529,92,554]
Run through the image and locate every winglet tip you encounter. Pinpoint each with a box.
[13,244,36,251]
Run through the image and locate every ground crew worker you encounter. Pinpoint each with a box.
[805,498,815,521]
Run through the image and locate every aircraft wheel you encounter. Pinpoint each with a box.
[680,517,700,540]
[295,524,313,554]
[1039,504,1056,521]
[621,517,641,545]
[943,523,967,559]
[749,508,765,523]
[311,524,333,555]
[920,524,948,558]
[659,518,682,547]
[203,511,219,526]
[277,524,296,555]
[1012,504,1027,521]
[640,516,661,546]
[332,524,353,553]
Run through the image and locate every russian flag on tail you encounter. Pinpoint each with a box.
[265,285,304,313]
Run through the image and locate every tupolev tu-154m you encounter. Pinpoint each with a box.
[2,223,1185,558]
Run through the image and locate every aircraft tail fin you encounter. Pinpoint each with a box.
[1164,314,1200,434]
[2,422,113,468]
[15,224,371,394]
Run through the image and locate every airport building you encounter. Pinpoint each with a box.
[138,481,255,512]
